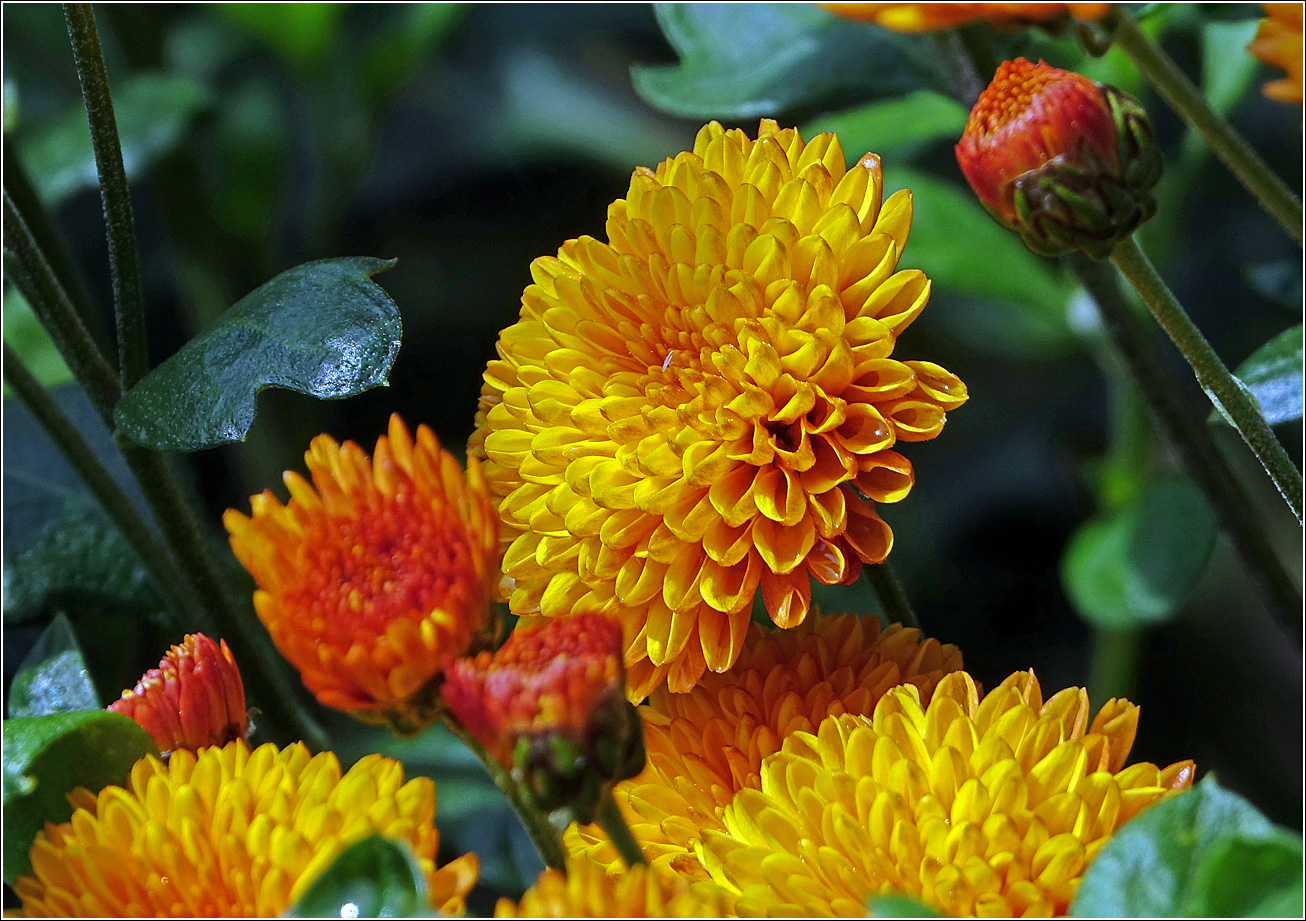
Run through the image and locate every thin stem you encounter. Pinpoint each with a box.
[864,563,921,631]
[64,2,149,388]
[442,718,568,871]
[595,795,646,868]
[3,343,211,633]
[1070,255,1301,639]
[1105,7,1303,243]
[931,31,986,107]
[4,190,121,425]
[1087,627,1140,707]
[1110,237,1304,523]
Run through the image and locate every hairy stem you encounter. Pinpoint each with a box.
[865,562,921,631]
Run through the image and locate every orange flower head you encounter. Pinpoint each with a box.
[495,853,736,918]
[1249,3,1304,104]
[107,633,247,755]
[472,119,967,699]
[14,740,479,917]
[697,670,1196,917]
[957,58,1161,257]
[823,3,1110,33]
[224,414,498,733]
[565,613,963,876]
[445,614,644,822]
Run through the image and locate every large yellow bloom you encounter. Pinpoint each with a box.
[697,671,1195,917]
[14,740,478,917]
[824,3,1110,32]
[495,853,735,918]
[224,415,498,731]
[1249,3,1304,104]
[566,613,963,876]
[472,120,967,698]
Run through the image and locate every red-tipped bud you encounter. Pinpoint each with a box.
[444,614,644,823]
[956,58,1161,258]
[108,634,248,754]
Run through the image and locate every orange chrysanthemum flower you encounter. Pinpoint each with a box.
[495,853,735,918]
[14,740,479,917]
[824,2,1109,32]
[566,613,962,876]
[697,671,1195,917]
[107,633,247,755]
[1249,3,1304,104]
[224,414,497,731]
[472,120,967,698]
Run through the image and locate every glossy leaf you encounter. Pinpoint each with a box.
[19,73,210,205]
[1233,325,1303,426]
[1071,776,1300,917]
[8,613,100,718]
[2,710,158,884]
[285,835,431,919]
[868,894,944,917]
[804,91,968,162]
[634,3,947,120]
[1062,473,1216,630]
[114,257,402,452]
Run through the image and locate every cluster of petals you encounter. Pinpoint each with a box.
[14,740,478,917]
[824,2,1109,32]
[566,612,962,874]
[495,853,735,918]
[224,414,497,728]
[472,119,967,698]
[696,670,1194,917]
[1248,3,1304,104]
[107,633,247,755]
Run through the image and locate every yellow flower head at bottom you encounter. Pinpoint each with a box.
[14,740,478,918]
[698,670,1194,917]
[495,853,735,918]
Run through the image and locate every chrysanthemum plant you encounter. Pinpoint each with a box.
[2,2,1301,918]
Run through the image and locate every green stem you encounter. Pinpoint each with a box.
[1110,237,1304,524]
[931,31,986,107]
[1088,626,1140,706]
[442,718,568,871]
[1105,7,1303,244]
[864,562,921,631]
[3,190,121,425]
[64,2,149,388]
[595,795,646,868]
[1070,255,1302,638]
[3,343,211,633]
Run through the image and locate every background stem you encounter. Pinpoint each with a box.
[595,796,646,868]
[1088,626,1140,706]
[864,563,921,631]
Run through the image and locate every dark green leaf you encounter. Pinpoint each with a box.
[285,835,431,918]
[3,710,158,884]
[868,894,944,917]
[1233,325,1303,426]
[1187,830,1304,916]
[1071,776,1293,917]
[114,257,402,452]
[803,92,968,163]
[1062,473,1217,629]
[18,73,210,205]
[8,613,100,718]
[634,3,947,120]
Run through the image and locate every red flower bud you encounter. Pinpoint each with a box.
[108,634,248,754]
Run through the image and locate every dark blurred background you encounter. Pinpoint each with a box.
[3,2,1302,907]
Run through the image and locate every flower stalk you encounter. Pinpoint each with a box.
[864,562,921,631]
[1110,236,1304,524]
[595,796,647,868]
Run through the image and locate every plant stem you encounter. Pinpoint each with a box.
[442,718,568,871]
[1110,237,1304,523]
[3,343,211,633]
[3,190,121,426]
[1105,6,1303,243]
[1087,626,1140,706]
[932,31,985,106]
[1070,255,1302,638]
[64,2,149,388]
[595,795,646,868]
[864,563,921,631]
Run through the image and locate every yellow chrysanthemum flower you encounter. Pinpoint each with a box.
[472,120,967,698]
[224,414,498,731]
[495,853,735,918]
[14,740,479,917]
[567,613,962,876]
[1249,3,1304,104]
[823,3,1110,32]
[697,671,1195,917]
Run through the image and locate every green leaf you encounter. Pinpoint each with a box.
[1062,473,1217,630]
[114,257,402,452]
[217,2,345,70]
[2,282,73,392]
[3,710,158,884]
[1233,326,1303,426]
[803,91,969,162]
[8,613,100,718]
[18,73,210,206]
[868,894,944,917]
[634,3,947,120]
[284,835,432,918]
[1071,776,1298,917]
